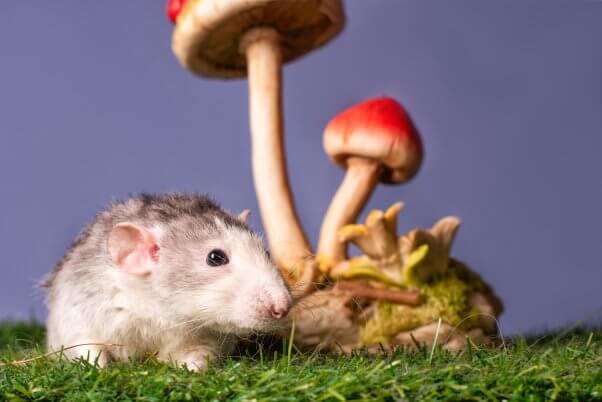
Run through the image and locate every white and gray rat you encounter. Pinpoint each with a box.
[43,193,292,371]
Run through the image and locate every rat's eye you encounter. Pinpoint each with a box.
[206,249,229,267]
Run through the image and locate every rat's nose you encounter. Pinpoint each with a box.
[269,304,289,319]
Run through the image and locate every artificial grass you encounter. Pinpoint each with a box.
[0,321,600,401]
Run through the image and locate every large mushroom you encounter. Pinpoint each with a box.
[170,0,345,279]
[317,97,423,269]
[166,0,188,23]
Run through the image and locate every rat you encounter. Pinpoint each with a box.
[42,193,292,371]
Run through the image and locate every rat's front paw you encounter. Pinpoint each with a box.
[60,342,110,367]
[163,346,215,372]
[178,353,211,372]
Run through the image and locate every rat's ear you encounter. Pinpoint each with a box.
[237,209,251,223]
[108,222,159,276]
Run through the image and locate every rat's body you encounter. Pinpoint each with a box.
[44,193,292,370]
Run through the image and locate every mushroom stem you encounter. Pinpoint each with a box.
[241,27,312,274]
[317,157,381,268]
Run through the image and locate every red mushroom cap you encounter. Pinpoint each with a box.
[167,0,188,23]
[323,97,423,184]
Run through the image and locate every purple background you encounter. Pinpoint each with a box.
[1,1,601,334]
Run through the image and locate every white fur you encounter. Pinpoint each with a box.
[46,220,291,371]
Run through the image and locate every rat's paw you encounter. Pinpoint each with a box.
[62,343,110,367]
[178,354,210,372]
[163,346,216,372]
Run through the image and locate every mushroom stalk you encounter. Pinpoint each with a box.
[317,157,381,267]
[241,28,312,273]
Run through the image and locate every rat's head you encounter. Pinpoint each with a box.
[106,195,292,335]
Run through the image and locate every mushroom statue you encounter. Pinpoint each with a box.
[289,97,503,351]
[167,1,503,352]
[317,97,423,271]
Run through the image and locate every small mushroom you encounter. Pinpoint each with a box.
[171,0,345,276]
[399,217,461,285]
[317,97,423,269]
[338,202,404,261]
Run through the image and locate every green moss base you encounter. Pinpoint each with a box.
[360,260,488,345]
